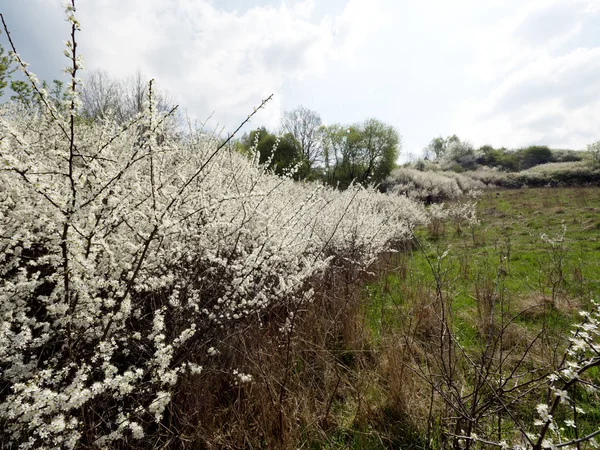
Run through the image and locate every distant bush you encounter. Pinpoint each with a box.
[440,140,478,172]
[474,145,584,172]
[552,148,583,163]
[422,135,589,174]
[464,161,600,188]
[382,167,484,203]
[516,145,554,170]
[587,140,600,165]
[475,145,520,171]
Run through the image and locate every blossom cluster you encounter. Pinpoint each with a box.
[383,167,483,203]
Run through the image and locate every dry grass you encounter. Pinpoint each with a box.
[160,261,383,449]
[474,276,497,336]
[515,292,581,320]
[379,334,437,432]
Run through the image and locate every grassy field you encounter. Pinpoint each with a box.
[318,187,600,449]
[369,187,600,341]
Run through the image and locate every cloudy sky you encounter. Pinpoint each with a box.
[2,0,599,159]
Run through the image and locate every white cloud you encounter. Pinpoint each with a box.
[455,0,600,149]
[72,0,379,132]
[5,0,599,153]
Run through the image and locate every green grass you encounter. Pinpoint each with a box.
[355,187,600,448]
[367,187,600,337]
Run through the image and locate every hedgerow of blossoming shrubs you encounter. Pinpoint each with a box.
[0,100,431,448]
[382,167,484,203]
[0,6,431,447]
[463,161,600,189]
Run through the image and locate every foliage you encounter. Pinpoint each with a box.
[0,32,14,97]
[10,78,69,114]
[517,145,554,170]
[551,149,583,163]
[0,27,68,114]
[440,139,478,171]
[587,141,600,166]
[464,162,600,188]
[410,139,597,190]
[242,127,302,176]
[320,123,349,184]
[321,118,400,188]
[238,118,401,187]
[421,140,584,175]
[476,145,520,171]
[361,118,400,183]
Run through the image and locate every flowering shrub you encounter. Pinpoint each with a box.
[0,5,430,448]
[383,167,483,203]
[0,103,429,448]
[464,161,600,189]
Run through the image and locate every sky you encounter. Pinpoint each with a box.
[1,0,599,160]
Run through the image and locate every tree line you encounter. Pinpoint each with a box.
[236,107,400,188]
[420,134,585,172]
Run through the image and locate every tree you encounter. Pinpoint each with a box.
[587,141,600,166]
[476,145,521,171]
[79,69,121,120]
[321,119,400,188]
[441,139,477,171]
[8,79,33,107]
[79,69,175,123]
[1,30,67,113]
[359,118,400,183]
[335,124,364,187]
[10,78,68,114]
[425,136,446,160]
[120,70,174,122]
[280,106,323,179]
[320,124,348,185]
[0,36,14,97]
[424,134,460,160]
[240,127,301,176]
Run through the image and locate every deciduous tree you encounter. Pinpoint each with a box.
[80,69,175,123]
[0,36,13,97]
[322,119,400,188]
[280,106,323,178]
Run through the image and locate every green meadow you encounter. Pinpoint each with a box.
[319,187,600,449]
